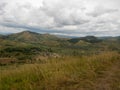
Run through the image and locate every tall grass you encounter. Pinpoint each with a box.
[0,52,120,90]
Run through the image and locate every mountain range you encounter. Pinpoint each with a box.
[0,30,120,64]
[0,31,119,44]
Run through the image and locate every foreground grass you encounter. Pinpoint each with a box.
[0,52,120,90]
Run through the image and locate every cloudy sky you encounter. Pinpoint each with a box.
[0,0,120,36]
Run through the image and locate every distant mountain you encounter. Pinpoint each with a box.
[0,35,3,38]
[68,36,102,43]
[2,31,61,43]
[115,36,120,41]
[99,36,120,42]
[0,31,119,45]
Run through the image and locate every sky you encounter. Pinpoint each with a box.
[0,0,120,36]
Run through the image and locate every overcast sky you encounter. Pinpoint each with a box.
[0,0,120,36]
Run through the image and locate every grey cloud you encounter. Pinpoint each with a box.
[41,0,89,27]
[88,6,119,17]
[0,3,7,15]
[0,0,120,36]
[0,22,77,34]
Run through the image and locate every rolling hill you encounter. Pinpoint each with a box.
[0,31,119,45]
[0,31,119,63]
[68,36,102,43]
[2,31,61,43]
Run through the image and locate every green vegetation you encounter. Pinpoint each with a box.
[0,31,120,90]
[0,52,120,90]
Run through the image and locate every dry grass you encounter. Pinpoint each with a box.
[0,52,120,90]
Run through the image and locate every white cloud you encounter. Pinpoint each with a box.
[0,0,120,36]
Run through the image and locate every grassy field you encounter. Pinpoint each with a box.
[0,51,120,90]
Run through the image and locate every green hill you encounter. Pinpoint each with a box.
[68,36,102,43]
[0,31,120,63]
[3,31,60,43]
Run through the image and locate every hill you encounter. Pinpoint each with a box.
[68,36,102,43]
[2,31,60,43]
[0,31,119,63]
[1,31,119,44]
